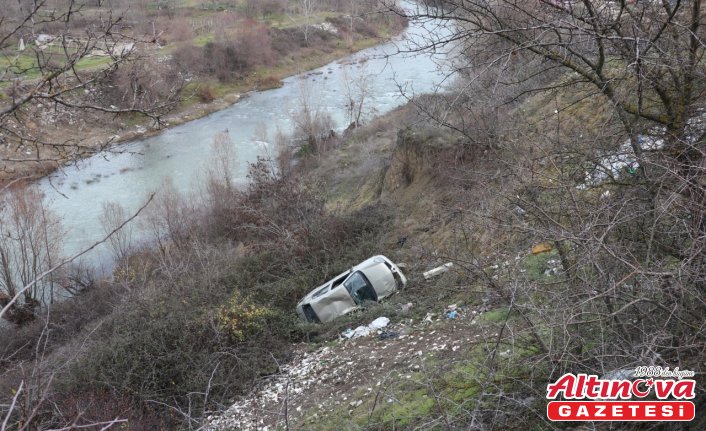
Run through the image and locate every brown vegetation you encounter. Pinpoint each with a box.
[0,133,393,429]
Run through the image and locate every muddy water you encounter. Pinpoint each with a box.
[38,2,451,272]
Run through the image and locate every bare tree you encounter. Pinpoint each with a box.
[292,0,319,45]
[0,192,153,428]
[291,80,334,156]
[341,63,376,129]
[0,0,178,178]
[100,201,134,268]
[387,0,705,156]
[0,183,62,323]
[371,1,706,428]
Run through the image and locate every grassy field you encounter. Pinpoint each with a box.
[0,48,114,85]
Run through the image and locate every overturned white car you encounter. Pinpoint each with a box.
[296,255,407,323]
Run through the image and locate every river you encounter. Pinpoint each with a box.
[38,1,452,274]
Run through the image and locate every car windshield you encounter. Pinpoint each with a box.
[344,271,376,305]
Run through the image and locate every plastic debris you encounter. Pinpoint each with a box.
[343,326,371,339]
[342,317,390,339]
[369,316,390,330]
[379,331,400,340]
[445,304,460,319]
[423,262,453,280]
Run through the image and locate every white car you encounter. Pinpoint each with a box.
[296,255,407,323]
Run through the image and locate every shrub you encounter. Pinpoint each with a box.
[244,0,287,18]
[203,21,274,81]
[66,251,293,417]
[166,16,193,43]
[107,57,184,110]
[217,293,273,342]
[0,280,116,368]
[50,389,169,430]
[196,83,215,102]
[257,75,283,90]
[171,42,204,76]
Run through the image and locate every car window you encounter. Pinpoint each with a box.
[312,285,329,299]
[344,271,376,305]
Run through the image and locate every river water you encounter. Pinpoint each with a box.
[38,2,451,273]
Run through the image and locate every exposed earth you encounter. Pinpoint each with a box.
[204,306,495,430]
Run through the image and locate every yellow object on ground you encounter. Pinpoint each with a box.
[531,242,553,255]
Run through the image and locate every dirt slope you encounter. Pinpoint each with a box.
[204,310,495,430]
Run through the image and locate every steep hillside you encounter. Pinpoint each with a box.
[203,87,706,429]
[2,88,704,431]
[197,105,550,430]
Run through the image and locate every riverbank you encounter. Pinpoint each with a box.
[0,14,408,184]
[153,33,399,139]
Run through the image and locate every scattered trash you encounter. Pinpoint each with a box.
[399,302,414,313]
[580,131,667,188]
[379,331,400,340]
[531,242,553,255]
[205,306,474,430]
[343,316,390,339]
[423,262,453,280]
[446,310,458,319]
[423,312,434,323]
[343,326,371,339]
[369,316,390,329]
[543,259,562,277]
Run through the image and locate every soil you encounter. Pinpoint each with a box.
[203,311,491,430]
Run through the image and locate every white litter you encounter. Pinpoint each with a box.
[423,262,453,280]
[343,316,390,339]
[369,317,390,330]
